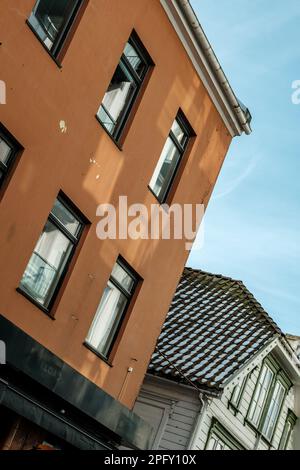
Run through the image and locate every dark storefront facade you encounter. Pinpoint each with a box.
[0,315,153,450]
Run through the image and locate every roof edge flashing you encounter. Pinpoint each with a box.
[162,0,252,136]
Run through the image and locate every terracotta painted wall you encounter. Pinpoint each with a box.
[0,0,232,408]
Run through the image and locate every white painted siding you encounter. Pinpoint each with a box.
[272,387,295,450]
[133,375,200,450]
[136,353,298,450]
[191,360,297,451]
[257,439,269,450]
[191,365,260,450]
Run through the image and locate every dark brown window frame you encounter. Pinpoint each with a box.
[84,255,142,362]
[148,109,196,205]
[26,0,88,66]
[0,123,23,200]
[17,191,90,317]
[96,29,154,147]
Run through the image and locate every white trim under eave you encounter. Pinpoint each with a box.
[222,337,279,393]
[272,340,300,385]
[160,0,241,137]
[223,336,300,393]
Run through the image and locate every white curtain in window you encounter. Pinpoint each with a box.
[86,282,123,355]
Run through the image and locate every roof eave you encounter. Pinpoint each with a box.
[223,336,300,391]
[272,340,300,385]
[161,0,252,137]
[222,336,279,392]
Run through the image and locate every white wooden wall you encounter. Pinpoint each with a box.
[134,364,295,450]
[135,360,297,450]
[133,375,200,450]
[193,365,260,450]
[192,361,296,450]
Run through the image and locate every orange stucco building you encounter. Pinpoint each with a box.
[0,0,251,450]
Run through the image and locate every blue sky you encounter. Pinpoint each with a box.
[188,0,300,334]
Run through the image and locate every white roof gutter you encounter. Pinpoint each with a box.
[161,0,252,136]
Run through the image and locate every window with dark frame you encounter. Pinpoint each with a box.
[247,362,275,429]
[247,357,291,442]
[27,0,83,59]
[149,110,195,204]
[205,420,244,450]
[279,410,297,450]
[18,194,86,311]
[96,31,153,143]
[0,124,22,191]
[229,375,247,410]
[261,377,287,440]
[85,257,139,360]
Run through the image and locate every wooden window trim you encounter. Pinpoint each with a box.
[279,409,297,450]
[0,123,23,201]
[205,418,245,450]
[148,109,196,205]
[85,255,142,362]
[228,375,249,413]
[96,29,154,146]
[26,0,88,66]
[17,191,89,317]
[245,355,292,444]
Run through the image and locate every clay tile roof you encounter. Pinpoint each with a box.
[148,267,283,393]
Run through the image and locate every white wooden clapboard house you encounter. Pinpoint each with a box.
[134,268,300,450]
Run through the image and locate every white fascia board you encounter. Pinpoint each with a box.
[223,336,300,393]
[160,0,242,137]
[222,337,279,393]
[272,341,300,385]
